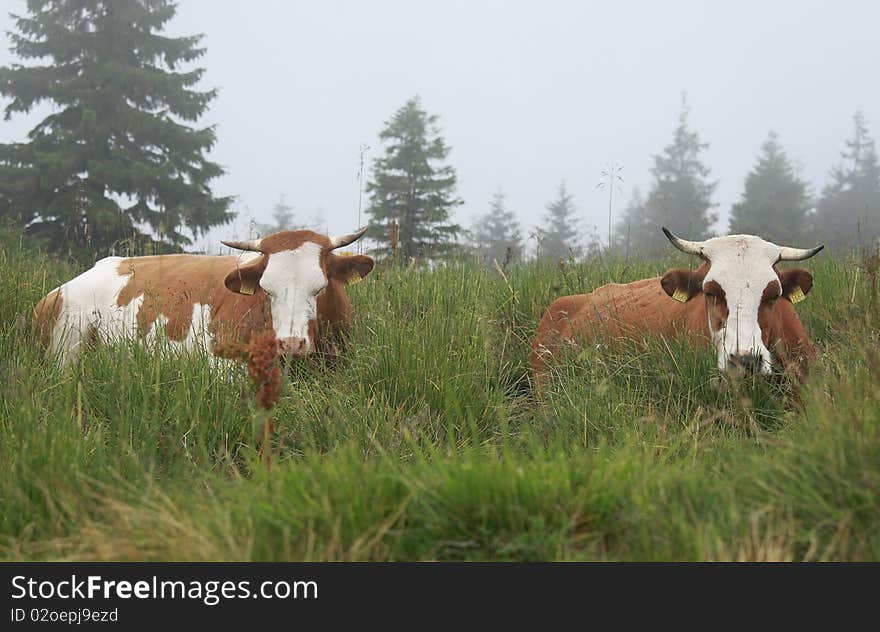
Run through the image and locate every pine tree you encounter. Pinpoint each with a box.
[256,193,296,235]
[611,188,651,257]
[270,193,296,230]
[470,189,524,265]
[816,111,880,251]
[535,180,580,261]
[309,206,327,235]
[643,97,718,254]
[366,96,462,262]
[0,0,232,259]
[729,131,811,244]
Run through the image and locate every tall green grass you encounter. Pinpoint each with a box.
[0,242,877,560]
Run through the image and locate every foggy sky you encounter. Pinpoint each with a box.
[2,0,879,253]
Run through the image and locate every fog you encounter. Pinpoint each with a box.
[2,0,878,252]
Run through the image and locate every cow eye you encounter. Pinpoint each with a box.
[704,291,714,300]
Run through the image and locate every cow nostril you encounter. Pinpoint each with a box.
[728,353,762,373]
[280,337,308,356]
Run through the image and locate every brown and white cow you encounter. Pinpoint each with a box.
[531,228,823,382]
[34,227,374,364]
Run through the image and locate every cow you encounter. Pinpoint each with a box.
[531,228,824,384]
[34,227,375,364]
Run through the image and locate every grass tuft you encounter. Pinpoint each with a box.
[1,242,877,560]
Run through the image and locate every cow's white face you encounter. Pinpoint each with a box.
[700,236,780,373]
[222,227,374,358]
[259,242,327,354]
[660,229,822,375]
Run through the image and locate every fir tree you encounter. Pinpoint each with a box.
[535,180,580,261]
[816,111,880,250]
[728,131,811,244]
[611,188,651,257]
[256,193,296,235]
[0,0,232,259]
[470,189,524,265]
[270,193,296,230]
[310,207,327,235]
[643,97,717,254]
[366,96,462,262]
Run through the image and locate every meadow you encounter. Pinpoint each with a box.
[1,239,878,561]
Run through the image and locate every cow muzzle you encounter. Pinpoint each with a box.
[279,336,309,358]
[727,352,764,374]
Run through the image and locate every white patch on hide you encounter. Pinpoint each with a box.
[258,241,327,351]
[700,235,780,373]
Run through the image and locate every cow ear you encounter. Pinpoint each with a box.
[661,268,705,303]
[224,256,267,295]
[779,268,813,304]
[329,254,375,284]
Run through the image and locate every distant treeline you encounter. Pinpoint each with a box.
[0,1,876,265]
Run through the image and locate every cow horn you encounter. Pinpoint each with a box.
[662,227,705,256]
[329,226,368,249]
[221,238,263,252]
[778,244,824,261]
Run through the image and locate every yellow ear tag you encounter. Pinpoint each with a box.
[336,251,363,284]
[789,287,806,304]
[240,280,255,295]
[672,288,689,303]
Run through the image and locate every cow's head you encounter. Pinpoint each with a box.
[659,228,822,374]
[221,227,374,358]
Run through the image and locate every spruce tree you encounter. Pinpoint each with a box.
[270,193,296,230]
[611,188,651,257]
[306,206,327,235]
[366,96,462,262]
[729,131,811,244]
[643,97,717,254]
[816,111,880,251]
[256,193,296,235]
[535,180,580,261]
[470,189,524,265]
[0,0,232,259]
